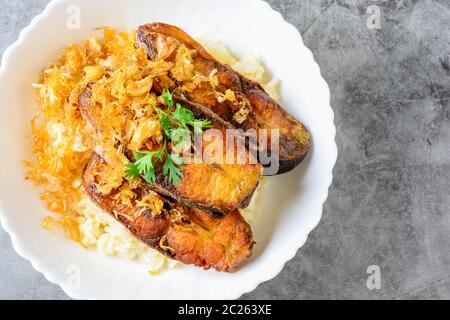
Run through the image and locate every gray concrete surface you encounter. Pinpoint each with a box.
[1,0,450,300]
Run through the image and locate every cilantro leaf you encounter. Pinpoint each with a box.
[159,114,173,137]
[161,90,174,108]
[134,153,155,173]
[170,153,184,166]
[193,119,213,134]
[126,91,215,185]
[163,151,183,185]
[132,150,146,161]
[199,119,213,128]
[125,162,140,179]
[142,169,157,184]
[127,149,164,184]
[171,127,191,147]
[172,103,195,128]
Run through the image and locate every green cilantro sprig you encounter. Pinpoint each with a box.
[125,90,213,185]
[125,149,163,184]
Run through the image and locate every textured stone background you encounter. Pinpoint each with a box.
[1,0,449,300]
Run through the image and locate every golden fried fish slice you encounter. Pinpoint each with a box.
[137,22,311,174]
[82,153,254,272]
[79,88,262,214]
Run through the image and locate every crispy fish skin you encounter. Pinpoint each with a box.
[82,153,254,272]
[79,88,261,214]
[137,22,311,174]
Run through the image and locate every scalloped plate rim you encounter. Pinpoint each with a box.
[0,0,337,300]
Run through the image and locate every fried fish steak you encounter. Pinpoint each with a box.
[137,22,311,174]
[82,153,254,272]
[79,89,262,214]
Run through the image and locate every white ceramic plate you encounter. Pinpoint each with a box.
[0,0,336,300]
